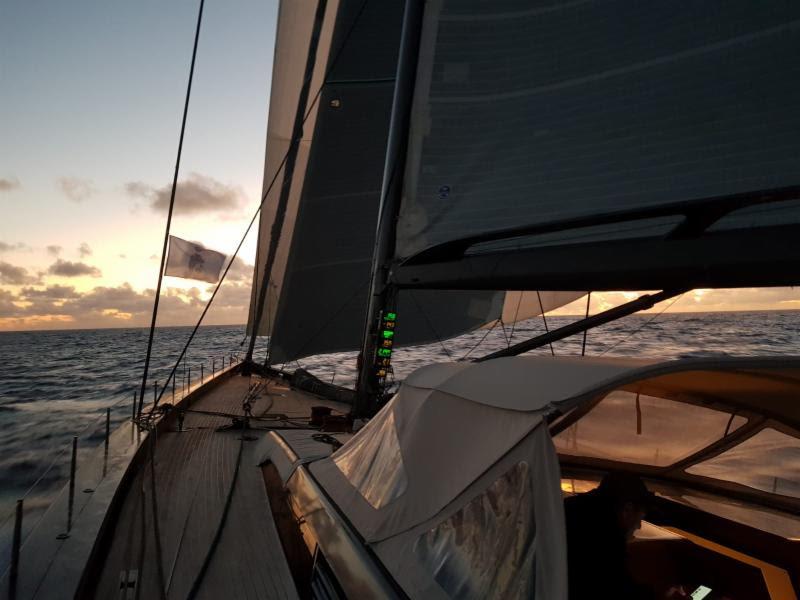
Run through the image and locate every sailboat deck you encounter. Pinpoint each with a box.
[90,373,349,600]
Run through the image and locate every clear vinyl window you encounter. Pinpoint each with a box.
[553,390,746,467]
[686,427,800,499]
[415,461,535,599]
[332,407,407,509]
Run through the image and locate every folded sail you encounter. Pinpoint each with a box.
[395,1,800,288]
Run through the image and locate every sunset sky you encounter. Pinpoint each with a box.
[2,0,799,332]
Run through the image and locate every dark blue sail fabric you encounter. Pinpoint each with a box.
[397,0,800,256]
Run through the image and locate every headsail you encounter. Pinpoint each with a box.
[248,0,407,362]
[247,0,339,337]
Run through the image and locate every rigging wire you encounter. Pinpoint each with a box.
[499,319,511,348]
[508,291,524,344]
[131,1,204,593]
[146,427,167,600]
[186,436,244,600]
[280,275,372,368]
[537,290,556,356]
[599,292,686,356]
[124,2,380,597]
[408,290,454,360]
[460,319,501,361]
[138,0,206,418]
[581,291,591,356]
[145,0,376,416]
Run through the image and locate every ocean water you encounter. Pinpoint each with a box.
[0,311,798,526]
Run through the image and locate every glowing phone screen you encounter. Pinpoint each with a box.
[691,585,712,600]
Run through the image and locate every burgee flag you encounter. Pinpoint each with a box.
[165,236,226,283]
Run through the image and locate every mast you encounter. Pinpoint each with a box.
[354,0,425,416]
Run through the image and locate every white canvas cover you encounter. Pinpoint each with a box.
[310,357,648,543]
[303,355,800,598]
[311,384,546,542]
[375,429,566,600]
[310,358,570,598]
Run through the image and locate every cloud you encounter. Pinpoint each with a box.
[78,242,92,258]
[0,280,253,330]
[47,259,102,278]
[0,289,24,317]
[125,173,245,216]
[0,177,20,192]
[20,285,81,299]
[57,177,95,202]
[0,261,40,285]
[0,242,27,252]
[46,245,62,257]
[225,257,254,283]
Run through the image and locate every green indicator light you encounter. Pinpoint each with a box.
[385,312,397,321]
[378,348,392,358]
[382,330,394,339]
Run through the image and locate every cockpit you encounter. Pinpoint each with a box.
[261,356,800,599]
[554,372,800,600]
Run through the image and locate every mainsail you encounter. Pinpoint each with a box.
[248,0,581,364]
[393,1,800,291]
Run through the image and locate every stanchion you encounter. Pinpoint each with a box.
[132,391,137,422]
[103,407,110,477]
[201,363,204,384]
[9,499,22,599]
[68,435,77,531]
[58,436,78,538]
